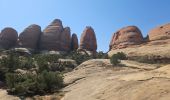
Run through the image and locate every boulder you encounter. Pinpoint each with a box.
[79,26,97,52]
[148,23,170,41]
[109,26,144,50]
[71,33,78,50]
[0,27,18,49]
[18,24,41,49]
[40,19,71,51]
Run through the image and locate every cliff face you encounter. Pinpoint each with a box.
[40,19,71,51]
[109,26,144,50]
[79,26,97,52]
[71,33,78,51]
[18,24,41,50]
[0,27,18,49]
[0,19,84,52]
[0,19,170,53]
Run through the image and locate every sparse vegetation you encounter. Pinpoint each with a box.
[129,55,170,64]
[6,70,63,96]
[0,51,64,96]
[66,51,92,65]
[0,49,109,97]
[110,52,127,65]
[95,51,108,59]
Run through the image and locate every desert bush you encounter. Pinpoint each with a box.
[6,70,63,96]
[67,51,92,65]
[0,52,36,81]
[0,52,20,72]
[34,54,61,63]
[116,52,127,60]
[110,52,127,65]
[95,51,108,59]
[0,51,65,97]
[19,56,36,70]
[128,55,170,64]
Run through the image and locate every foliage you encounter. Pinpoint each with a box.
[0,52,20,72]
[66,51,92,65]
[128,55,170,64]
[95,51,108,59]
[110,52,127,65]
[6,70,63,96]
[115,52,127,60]
[0,51,64,96]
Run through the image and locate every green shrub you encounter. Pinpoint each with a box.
[34,54,61,63]
[68,51,92,65]
[0,52,20,72]
[95,51,108,59]
[110,52,127,66]
[19,56,36,70]
[6,71,63,96]
[116,52,127,60]
[128,55,169,64]
[110,54,120,65]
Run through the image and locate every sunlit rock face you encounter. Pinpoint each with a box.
[40,19,71,51]
[109,26,144,50]
[79,26,97,52]
[18,24,41,49]
[0,27,18,49]
[148,23,170,41]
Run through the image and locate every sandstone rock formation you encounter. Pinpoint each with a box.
[79,26,97,52]
[0,27,18,49]
[60,27,71,51]
[109,26,144,50]
[40,19,71,51]
[148,23,170,41]
[71,33,78,50]
[18,24,41,49]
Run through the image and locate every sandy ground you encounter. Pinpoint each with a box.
[61,59,170,100]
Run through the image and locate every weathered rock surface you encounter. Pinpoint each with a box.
[0,27,18,49]
[60,27,71,51]
[109,26,144,50]
[71,33,78,50]
[40,19,71,51]
[148,23,170,41]
[62,59,170,100]
[18,24,41,49]
[79,26,97,52]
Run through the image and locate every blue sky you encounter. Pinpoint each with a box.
[0,0,170,52]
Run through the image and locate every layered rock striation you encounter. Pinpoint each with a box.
[109,26,144,50]
[18,24,41,49]
[79,26,97,52]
